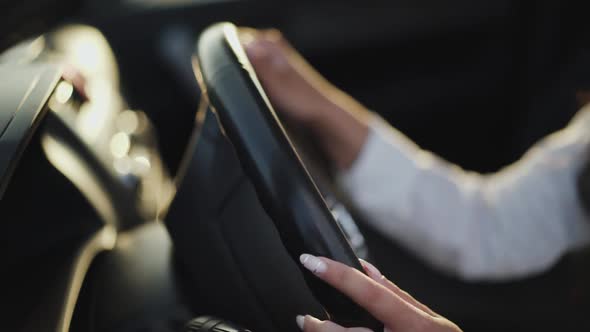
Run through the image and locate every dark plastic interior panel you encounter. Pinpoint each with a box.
[0,64,61,196]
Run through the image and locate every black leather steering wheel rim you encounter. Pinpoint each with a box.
[196,23,359,268]
[194,22,380,330]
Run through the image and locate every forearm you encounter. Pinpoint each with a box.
[306,93,371,170]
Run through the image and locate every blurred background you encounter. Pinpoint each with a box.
[80,0,590,175]
[2,0,590,331]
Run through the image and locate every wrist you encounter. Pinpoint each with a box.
[309,101,370,170]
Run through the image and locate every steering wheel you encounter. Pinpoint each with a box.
[166,22,380,332]
[199,21,380,328]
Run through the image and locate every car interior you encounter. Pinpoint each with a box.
[2,1,590,332]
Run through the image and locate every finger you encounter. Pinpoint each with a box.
[241,30,326,91]
[380,279,437,317]
[61,64,88,100]
[238,27,259,47]
[359,259,437,317]
[298,315,373,332]
[239,28,300,72]
[245,40,289,74]
[243,40,295,109]
[241,27,291,50]
[300,254,430,330]
[258,28,285,44]
[239,27,287,54]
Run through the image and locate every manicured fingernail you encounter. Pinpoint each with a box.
[300,254,327,274]
[360,259,383,281]
[296,315,305,330]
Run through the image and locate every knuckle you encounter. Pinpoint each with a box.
[266,29,284,41]
[273,29,284,37]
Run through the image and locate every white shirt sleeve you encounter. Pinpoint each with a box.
[337,106,590,281]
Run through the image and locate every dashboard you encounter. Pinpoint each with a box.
[1,25,177,332]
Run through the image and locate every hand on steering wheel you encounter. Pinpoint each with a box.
[240,28,370,170]
[296,254,462,332]
[194,22,455,330]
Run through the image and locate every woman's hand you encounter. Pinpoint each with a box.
[240,28,370,170]
[240,28,335,125]
[297,254,462,332]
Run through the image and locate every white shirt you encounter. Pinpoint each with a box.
[338,106,590,281]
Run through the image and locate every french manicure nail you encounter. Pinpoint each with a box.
[296,315,305,330]
[300,254,327,274]
[360,259,383,282]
